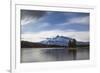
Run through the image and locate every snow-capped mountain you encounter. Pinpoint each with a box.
[40,35,72,46]
[21,35,89,48]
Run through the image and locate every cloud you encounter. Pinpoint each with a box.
[21,30,89,42]
[21,19,89,34]
[21,10,46,20]
[21,33,44,42]
[68,16,89,25]
[21,17,38,25]
[21,10,46,25]
[21,10,89,41]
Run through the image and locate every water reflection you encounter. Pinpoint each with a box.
[68,49,77,60]
[21,48,89,63]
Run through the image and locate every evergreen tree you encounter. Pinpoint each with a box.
[68,39,76,48]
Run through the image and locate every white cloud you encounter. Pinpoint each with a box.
[21,33,45,42]
[64,16,89,25]
[21,17,38,25]
[21,15,46,26]
[70,16,89,24]
[21,30,89,42]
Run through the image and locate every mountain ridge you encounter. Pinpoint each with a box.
[21,35,89,48]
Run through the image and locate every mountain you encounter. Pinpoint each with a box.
[21,35,89,48]
[40,35,89,47]
[40,35,72,47]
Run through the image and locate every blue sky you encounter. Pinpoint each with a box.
[21,10,89,42]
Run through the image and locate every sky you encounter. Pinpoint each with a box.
[21,10,89,42]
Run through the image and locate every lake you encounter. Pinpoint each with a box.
[21,47,89,63]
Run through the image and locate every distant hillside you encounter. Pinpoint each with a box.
[21,41,66,48]
[76,41,89,47]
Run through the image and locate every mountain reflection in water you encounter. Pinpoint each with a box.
[21,48,89,63]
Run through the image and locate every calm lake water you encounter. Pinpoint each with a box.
[21,47,89,63]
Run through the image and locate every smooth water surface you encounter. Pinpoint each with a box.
[21,48,89,63]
